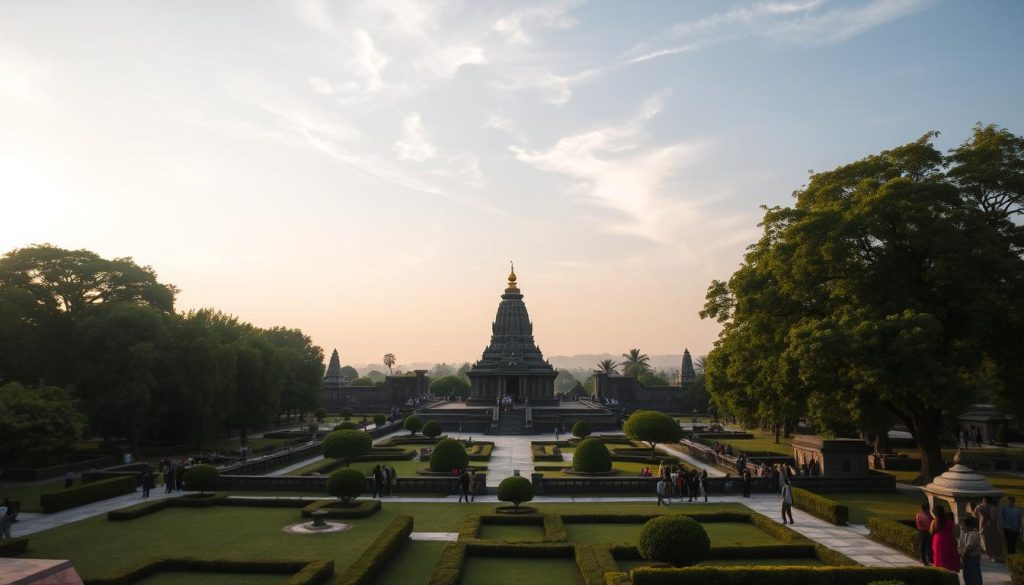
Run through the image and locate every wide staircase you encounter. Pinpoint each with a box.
[490,407,529,435]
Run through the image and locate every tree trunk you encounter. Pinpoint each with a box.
[774,423,780,444]
[783,420,794,439]
[240,426,248,447]
[905,408,947,483]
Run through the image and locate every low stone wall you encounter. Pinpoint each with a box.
[2,455,118,481]
[217,472,469,495]
[530,473,778,496]
[220,442,324,475]
[790,473,895,493]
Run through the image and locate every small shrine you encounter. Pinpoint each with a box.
[921,451,1002,523]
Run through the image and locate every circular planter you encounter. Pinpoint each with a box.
[494,505,538,515]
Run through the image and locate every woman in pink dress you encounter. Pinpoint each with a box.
[930,506,961,572]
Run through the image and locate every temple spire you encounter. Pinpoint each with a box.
[508,260,518,289]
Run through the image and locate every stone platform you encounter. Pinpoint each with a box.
[0,559,83,585]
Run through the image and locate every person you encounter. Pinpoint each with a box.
[142,467,155,499]
[975,427,983,448]
[675,470,686,500]
[389,465,399,496]
[741,468,752,498]
[0,501,11,540]
[1001,496,1022,555]
[174,462,185,492]
[383,466,393,496]
[656,477,669,506]
[915,503,933,565]
[163,461,173,493]
[930,506,960,572]
[1,498,17,524]
[65,470,75,489]
[699,469,708,503]
[458,469,472,503]
[975,495,1002,561]
[958,516,983,585]
[469,469,476,502]
[372,465,384,498]
[780,479,794,524]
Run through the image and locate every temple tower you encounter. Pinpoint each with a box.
[680,348,697,388]
[466,266,558,406]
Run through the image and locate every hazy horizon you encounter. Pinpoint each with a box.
[2,1,1022,364]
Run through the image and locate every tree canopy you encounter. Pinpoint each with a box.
[429,375,470,399]
[700,126,1024,480]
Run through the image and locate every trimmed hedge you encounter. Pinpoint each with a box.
[427,543,467,585]
[108,495,314,521]
[430,439,469,472]
[466,442,495,461]
[337,515,413,585]
[0,537,28,557]
[459,513,566,542]
[531,443,564,462]
[81,558,333,585]
[629,566,958,585]
[867,516,919,558]
[1008,553,1024,585]
[301,499,381,519]
[637,515,710,567]
[576,543,619,585]
[466,542,574,558]
[792,487,849,525]
[497,476,534,512]
[41,474,136,513]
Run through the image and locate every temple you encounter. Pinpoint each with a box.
[466,265,558,406]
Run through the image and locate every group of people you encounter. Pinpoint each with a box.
[654,465,710,505]
[0,498,17,540]
[961,425,987,449]
[916,496,1021,585]
[371,464,398,497]
[457,468,477,502]
[499,394,517,412]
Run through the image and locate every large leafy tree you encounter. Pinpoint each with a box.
[0,382,84,465]
[430,375,470,399]
[264,326,325,422]
[702,128,1024,480]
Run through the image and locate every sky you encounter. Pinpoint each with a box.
[1,1,1022,369]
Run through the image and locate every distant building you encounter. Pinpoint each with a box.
[322,348,428,412]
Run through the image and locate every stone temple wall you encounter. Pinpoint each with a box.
[597,374,707,413]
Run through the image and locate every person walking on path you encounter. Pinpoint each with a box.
[458,469,472,503]
[975,496,1002,562]
[930,506,961,573]
[371,465,384,498]
[915,503,933,565]
[1001,496,1022,555]
[780,479,794,524]
[142,467,155,499]
[656,477,669,506]
[958,516,984,585]
[741,469,751,498]
[698,469,708,503]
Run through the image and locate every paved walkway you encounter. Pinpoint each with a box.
[13,489,184,537]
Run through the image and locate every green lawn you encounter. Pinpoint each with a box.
[825,491,926,524]
[460,557,580,585]
[375,541,446,585]
[135,572,289,585]
[985,473,1024,499]
[710,434,793,457]
[698,558,826,567]
[564,522,780,546]
[478,524,546,542]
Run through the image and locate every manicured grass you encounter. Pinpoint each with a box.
[877,469,921,484]
[617,559,666,572]
[0,478,85,513]
[460,557,580,585]
[985,473,1024,499]
[710,433,793,456]
[825,491,926,524]
[698,558,826,567]
[564,522,780,546]
[135,571,290,585]
[374,541,446,585]
[478,524,546,542]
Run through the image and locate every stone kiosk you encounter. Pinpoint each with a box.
[922,451,1002,524]
[792,436,872,476]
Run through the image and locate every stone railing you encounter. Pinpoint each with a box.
[530,473,777,496]
[217,472,469,495]
[525,407,533,431]
[219,442,324,475]
[2,455,119,481]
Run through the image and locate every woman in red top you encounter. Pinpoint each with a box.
[914,502,932,565]
[930,506,960,572]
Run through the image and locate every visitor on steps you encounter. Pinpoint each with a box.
[741,469,752,498]
[958,515,983,585]
[780,479,794,524]
[930,505,960,573]
[1001,496,1022,555]
[656,477,669,506]
[915,503,933,565]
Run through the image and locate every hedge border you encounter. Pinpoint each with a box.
[0,537,29,557]
[427,543,467,585]
[81,558,333,585]
[629,566,958,585]
[866,516,919,558]
[792,487,849,525]
[107,494,319,521]
[559,511,804,544]
[41,474,136,513]
[336,515,413,585]
[300,499,381,519]
[458,513,566,542]
[1008,553,1024,585]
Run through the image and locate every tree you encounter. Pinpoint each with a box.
[0,382,84,466]
[429,375,470,399]
[182,464,219,495]
[366,370,386,383]
[573,438,611,473]
[373,414,387,427]
[638,369,670,386]
[327,468,366,503]
[323,429,372,466]
[340,407,353,420]
[621,349,652,377]
[429,438,468,472]
[383,353,396,375]
[624,410,682,458]
[700,129,1024,480]
[594,359,619,376]
[572,420,592,439]
[429,362,454,378]
[263,327,324,423]
[638,516,709,567]
[351,376,374,386]
[314,407,327,422]
[339,365,359,380]
[422,421,442,438]
[497,476,534,513]
[404,415,423,436]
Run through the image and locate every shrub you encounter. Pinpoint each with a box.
[337,515,413,585]
[335,421,360,430]
[497,476,534,512]
[327,468,366,503]
[573,438,612,473]
[423,421,442,438]
[39,474,136,513]
[302,499,380,519]
[405,415,423,435]
[323,429,372,466]
[792,487,849,525]
[867,517,919,557]
[373,414,387,427]
[341,407,353,420]
[572,420,592,439]
[1008,554,1024,585]
[182,464,219,495]
[637,515,710,567]
[430,438,468,472]
[0,537,28,557]
[314,407,327,422]
[427,543,467,585]
[624,410,683,457]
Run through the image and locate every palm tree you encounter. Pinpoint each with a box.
[621,348,651,378]
[594,359,619,376]
[383,353,396,375]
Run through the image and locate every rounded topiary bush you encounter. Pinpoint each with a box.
[497,475,534,512]
[323,429,372,465]
[335,421,359,430]
[314,407,327,422]
[637,515,710,567]
[429,438,468,472]
[373,414,387,427]
[573,438,612,473]
[327,468,366,503]
[405,415,423,435]
[340,407,353,420]
[182,464,219,495]
[572,420,592,439]
[422,421,442,438]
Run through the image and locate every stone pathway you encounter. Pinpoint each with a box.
[13,488,183,537]
[410,532,458,541]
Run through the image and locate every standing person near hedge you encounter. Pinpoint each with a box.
[141,467,154,499]
[915,503,933,565]
[958,515,984,585]
[698,469,708,503]
[975,496,1002,561]
[931,505,961,572]
[0,501,11,540]
[458,469,472,503]
[780,479,795,525]
[656,476,669,506]
[741,468,752,498]
[1001,496,1022,555]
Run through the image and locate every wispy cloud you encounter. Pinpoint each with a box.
[394,112,436,162]
[493,0,585,45]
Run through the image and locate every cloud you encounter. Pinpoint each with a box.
[308,77,333,94]
[394,112,436,162]
[431,153,486,190]
[493,0,585,45]
[624,44,697,65]
[0,47,50,98]
[493,67,599,106]
[510,95,704,241]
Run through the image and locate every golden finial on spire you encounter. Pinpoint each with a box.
[508,260,518,288]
